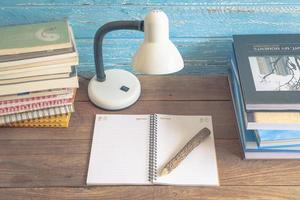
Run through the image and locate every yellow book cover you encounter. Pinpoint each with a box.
[254,112,300,124]
[1,113,71,128]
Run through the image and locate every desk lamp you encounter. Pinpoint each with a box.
[88,10,184,110]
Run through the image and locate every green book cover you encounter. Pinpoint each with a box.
[0,20,71,54]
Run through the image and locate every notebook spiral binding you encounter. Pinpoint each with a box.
[0,104,74,125]
[149,113,158,182]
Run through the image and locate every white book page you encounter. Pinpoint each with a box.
[87,114,150,185]
[154,115,219,186]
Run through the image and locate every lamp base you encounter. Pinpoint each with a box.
[88,69,141,110]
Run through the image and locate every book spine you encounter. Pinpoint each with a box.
[0,92,73,108]
[0,104,74,125]
[148,114,158,183]
[2,116,71,128]
[0,88,73,101]
[2,121,70,128]
[0,113,71,128]
[0,94,57,107]
[0,98,73,115]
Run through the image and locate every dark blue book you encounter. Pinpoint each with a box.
[233,34,300,111]
[230,56,300,159]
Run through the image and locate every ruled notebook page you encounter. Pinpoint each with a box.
[87,114,151,185]
[154,115,219,186]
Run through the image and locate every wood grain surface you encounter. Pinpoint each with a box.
[0,186,300,200]
[0,75,299,199]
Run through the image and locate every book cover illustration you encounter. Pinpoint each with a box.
[249,55,300,91]
[0,21,71,55]
[233,34,300,110]
[229,58,300,155]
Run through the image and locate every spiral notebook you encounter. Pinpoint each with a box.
[1,113,71,128]
[87,114,219,186]
[0,104,74,125]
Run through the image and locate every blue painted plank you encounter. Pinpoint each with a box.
[75,38,231,75]
[1,5,300,39]
[76,38,232,64]
[0,0,89,6]
[94,0,300,5]
[2,0,300,6]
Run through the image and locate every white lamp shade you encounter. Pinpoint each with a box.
[132,10,184,74]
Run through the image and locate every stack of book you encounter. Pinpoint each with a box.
[0,21,79,128]
[231,34,300,159]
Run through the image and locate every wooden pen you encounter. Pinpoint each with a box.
[159,127,211,177]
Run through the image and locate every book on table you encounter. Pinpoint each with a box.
[0,104,74,125]
[233,34,300,111]
[0,88,73,101]
[0,25,78,68]
[0,88,76,116]
[0,68,78,96]
[0,20,72,55]
[0,57,78,72]
[229,59,300,159]
[1,113,71,128]
[0,20,79,127]
[0,45,77,68]
[0,72,71,85]
[246,111,300,130]
[87,114,219,186]
[255,130,300,148]
[0,65,73,80]
[231,34,300,158]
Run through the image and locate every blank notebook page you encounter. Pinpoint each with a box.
[155,115,219,186]
[87,114,150,185]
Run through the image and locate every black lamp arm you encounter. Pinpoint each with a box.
[94,20,144,82]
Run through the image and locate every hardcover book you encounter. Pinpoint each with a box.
[255,130,300,148]
[230,57,300,159]
[233,34,300,110]
[247,111,300,130]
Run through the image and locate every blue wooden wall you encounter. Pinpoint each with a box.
[1,0,300,75]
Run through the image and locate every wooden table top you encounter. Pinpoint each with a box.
[1,75,300,200]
